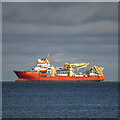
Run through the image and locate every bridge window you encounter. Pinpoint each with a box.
[41,75,46,77]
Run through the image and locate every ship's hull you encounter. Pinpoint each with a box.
[14,71,105,82]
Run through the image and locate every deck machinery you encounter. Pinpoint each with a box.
[14,54,105,82]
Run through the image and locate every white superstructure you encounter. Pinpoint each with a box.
[34,58,50,71]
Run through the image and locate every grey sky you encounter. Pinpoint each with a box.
[2,2,118,81]
[0,2,1,119]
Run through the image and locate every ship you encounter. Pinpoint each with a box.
[14,54,105,82]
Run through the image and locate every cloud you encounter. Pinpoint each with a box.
[3,3,118,37]
[3,21,117,36]
[50,53,82,65]
[3,3,117,25]
[2,2,118,81]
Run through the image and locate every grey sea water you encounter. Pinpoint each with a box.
[2,81,119,118]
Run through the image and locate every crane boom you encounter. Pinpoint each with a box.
[94,65,104,76]
[64,62,89,68]
[64,62,89,75]
[69,63,89,67]
[73,63,89,73]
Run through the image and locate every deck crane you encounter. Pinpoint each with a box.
[72,63,89,74]
[94,65,104,76]
[64,62,89,76]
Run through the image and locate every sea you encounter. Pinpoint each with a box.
[2,81,119,119]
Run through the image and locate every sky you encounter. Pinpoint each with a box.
[2,2,118,81]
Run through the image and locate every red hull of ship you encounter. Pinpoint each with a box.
[14,71,105,82]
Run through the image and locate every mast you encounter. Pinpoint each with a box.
[46,54,49,61]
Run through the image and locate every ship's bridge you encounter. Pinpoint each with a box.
[34,58,50,71]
